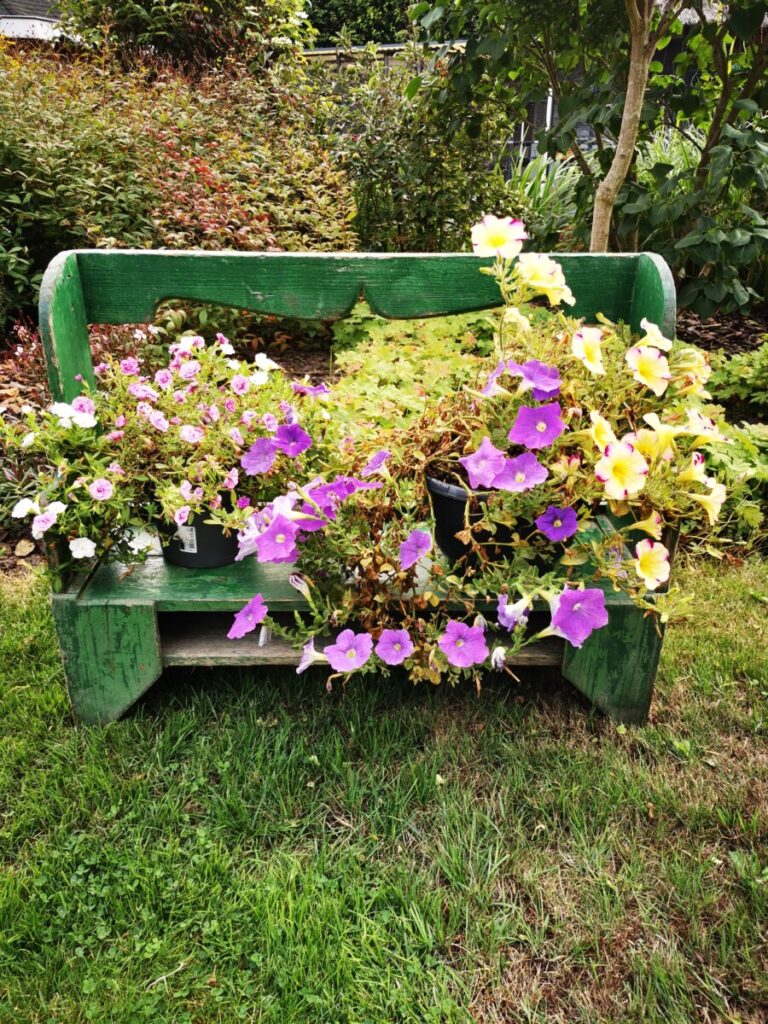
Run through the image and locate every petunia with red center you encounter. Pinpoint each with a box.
[535,505,579,542]
[491,452,548,492]
[291,382,331,398]
[399,529,432,570]
[548,587,609,648]
[507,402,566,449]
[324,629,374,672]
[375,628,414,666]
[274,423,313,458]
[438,620,489,668]
[253,515,300,564]
[240,437,278,475]
[459,437,507,489]
[227,594,268,639]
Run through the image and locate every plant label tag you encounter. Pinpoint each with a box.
[176,525,197,554]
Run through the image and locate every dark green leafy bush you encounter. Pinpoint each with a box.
[0,43,356,324]
[58,0,313,65]
[313,43,512,251]
[309,0,412,44]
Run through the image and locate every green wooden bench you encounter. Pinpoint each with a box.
[40,249,676,726]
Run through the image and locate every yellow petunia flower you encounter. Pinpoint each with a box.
[572,327,604,375]
[683,409,728,447]
[471,215,528,259]
[632,509,664,540]
[640,413,687,460]
[639,318,673,351]
[595,441,649,499]
[503,305,531,332]
[672,347,712,397]
[687,478,727,525]
[589,411,617,450]
[515,253,576,307]
[625,345,671,396]
[634,539,671,591]
[677,451,707,484]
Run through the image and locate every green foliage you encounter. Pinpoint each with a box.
[58,0,313,65]
[413,0,768,314]
[709,341,768,420]
[313,43,512,251]
[706,422,768,545]
[310,0,412,45]
[331,303,494,428]
[0,44,356,316]
[502,153,583,251]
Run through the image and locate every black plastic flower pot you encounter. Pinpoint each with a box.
[159,514,239,569]
[426,476,512,563]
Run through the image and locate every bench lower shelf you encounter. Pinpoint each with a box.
[51,555,664,727]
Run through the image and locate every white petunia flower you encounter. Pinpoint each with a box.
[69,537,97,559]
[11,497,40,518]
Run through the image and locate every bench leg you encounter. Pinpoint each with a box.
[561,603,664,724]
[52,596,162,724]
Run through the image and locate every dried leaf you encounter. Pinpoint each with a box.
[14,539,35,557]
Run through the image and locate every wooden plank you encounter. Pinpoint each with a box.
[52,594,163,724]
[562,602,664,724]
[79,556,305,611]
[38,251,93,402]
[630,252,677,339]
[159,613,565,667]
[69,249,655,324]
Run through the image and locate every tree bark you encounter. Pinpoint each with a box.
[589,0,684,252]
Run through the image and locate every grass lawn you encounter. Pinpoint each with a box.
[1,556,767,1023]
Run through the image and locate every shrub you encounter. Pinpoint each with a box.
[309,0,412,44]
[0,43,356,322]
[58,0,313,65]
[709,340,768,421]
[313,43,512,251]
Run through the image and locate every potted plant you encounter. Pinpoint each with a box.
[6,333,337,574]
[224,216,728,683]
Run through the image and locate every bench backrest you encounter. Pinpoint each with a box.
[39,249,676,401]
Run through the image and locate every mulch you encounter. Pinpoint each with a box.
[2,306,766,576]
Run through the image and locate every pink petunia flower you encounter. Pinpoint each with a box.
[324,630,373,672]
[88,478,114,501]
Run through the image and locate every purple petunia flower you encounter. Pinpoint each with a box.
[241,437,278,475]
[274,423,313,458]
[549,587,609,648]
[149,409,169,432]
[179,425,205,444]
[324,629,374,672]
[88,478,113,501]
[291,381,331,398]
[279,401,298,424]
[399,529,432,571]
[71,395,96,416]
[497,594,530,631]
[120,357,140,376]
[128,382,158,402]
[253,515,300,564]
[154,368,173,390]
[459,437,507,489]
[174,505,191,526]
[361,449,392,477]
[491,453,548,492]
[296,637,327,674]
[236,496,251,509]
[508,359,561,400]
[178,360,201,380]
[535,505,578,542]
[227,594,268,640]
[438,620,489,668]
[375,628,414,666]
[508,403,566,450]
[480,361,508,398]
[300,475,382,525]
[231,374,250,395]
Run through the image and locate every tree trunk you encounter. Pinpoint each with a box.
[590,24,652,252]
